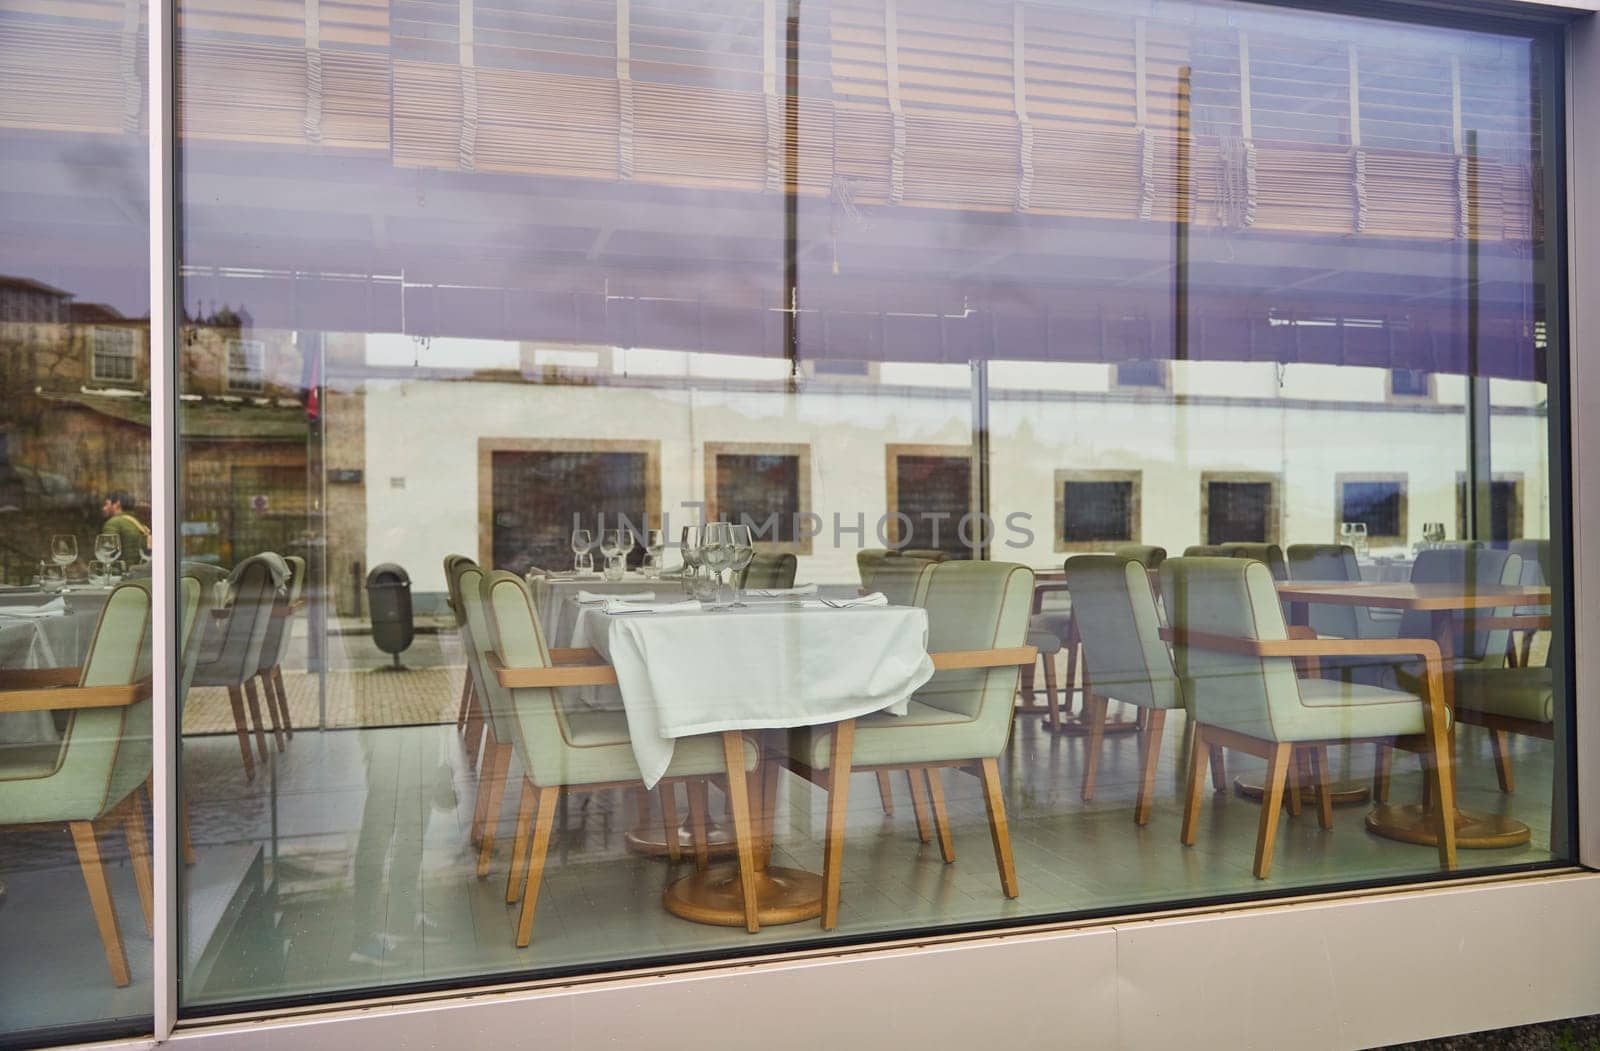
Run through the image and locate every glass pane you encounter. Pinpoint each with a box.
[0,0,154,1041]
[171,0,1570,1018]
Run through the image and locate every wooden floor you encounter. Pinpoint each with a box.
[0,706,1561,1038]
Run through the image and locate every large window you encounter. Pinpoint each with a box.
[1202,472,1282,546]
[704,442,812,553]
[1056,469,1141,551]
[1336,473,1408,547]
[885,445,977,558]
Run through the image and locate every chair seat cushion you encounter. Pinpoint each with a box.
[0,743,64,781]
[558,709,759,781]
[1452,667,1554,725]
[1030,611,1073,640]
[1026,629,1062,656]
[786,700,983,771]
[1241,677,1444,742]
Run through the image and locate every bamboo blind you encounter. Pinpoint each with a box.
[0,0,1541,244]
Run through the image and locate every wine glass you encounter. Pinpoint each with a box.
[643,529,666,579]
[701,522,734,608]
[680,526,704,598]
[570,528,594,574]
[600,528,630,581]
[728,524,755,606]
[51,534,77,570]
[95,533,121,563]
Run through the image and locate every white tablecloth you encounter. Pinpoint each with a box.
[537,573,664,646]
[0,607,99,746]
[571,601,935,787]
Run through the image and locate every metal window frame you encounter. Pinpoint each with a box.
[139,0,1599,1045]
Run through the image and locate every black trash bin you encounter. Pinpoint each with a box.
[365,562,414,670]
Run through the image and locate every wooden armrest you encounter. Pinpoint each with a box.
[0,679,151,714]
[269,600,306,619]
[486,650,619,688]
[550,647,602,664]
[1464,614,1551,631]
[929,646,1037,671]
[1162,628,1443,665]
[0,667,81,689]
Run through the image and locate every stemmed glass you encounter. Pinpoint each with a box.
[570,528,594,574]
[643,529,666,579]
[680,526,705,599]
[95,533,121,564]
[701,522,734,608]
[727,524,755,606]
[51,535,77,572]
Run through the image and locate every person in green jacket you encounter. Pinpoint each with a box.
[100,490,150,562]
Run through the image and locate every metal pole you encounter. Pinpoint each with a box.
[1465,129,1494,540]
[148,0,180,1035]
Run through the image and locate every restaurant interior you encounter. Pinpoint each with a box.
[0,0,1571,1042]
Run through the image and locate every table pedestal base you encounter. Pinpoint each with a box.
[1365,803,1531,849]
[1233,776,1370,807]
[663,864,822,927]
[625,821,738,859]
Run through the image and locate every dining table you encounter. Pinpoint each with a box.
[1277,580,1552,850]
[565,593,937,926]
[0,586,110,745]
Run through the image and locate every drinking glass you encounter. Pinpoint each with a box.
[51,534,77,569]
[680,526,704,598]
[38,562,64,593]
[95,532,121,563]
[107,559,126,582]
[570,528,594,574]
[643,529,666,579]
[600,528,631,578]
[728,524,755,606]
[701,522,734,607]
[88,560,109,586]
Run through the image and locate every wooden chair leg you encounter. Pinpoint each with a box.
[821,721,857,930]
[1018,661,1036,705]
[1041,654,1061,732]
[1520,631,1536,670]
[659,783,682,863]
[906,768,933,844]
[1064,634,1080,719]
[1490,730,1516,793]
[514,785,560,947]
[924,769,956,863]
[1133,709,1165,826]
[71,821,130,987]
[722,733,762,935]
[1081,692,1108,801]
[273,666,294,739]
[1181,726,1210,847]
[456,669,473,730]
[226,684,255,780]
[1373,743,1393,803]
[242,677,271,761]
[1309,746,1334,831]
[687,778,711,871]
[875,770,895,816]
[1209,744,1228,793]
[1253,743,1293,879]
[1504,632,1521,669]
[1426,719,1459,872]
[978,756,1018,899]
[1284,751,1304,818]
[476,743,513,877]
[259,672,286,753]
[122,792,155,934]
[505,779,536,903]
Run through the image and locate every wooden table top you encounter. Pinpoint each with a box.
[1276,581,1551,611]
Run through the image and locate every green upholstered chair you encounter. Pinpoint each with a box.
[1219,542,1289,581]
[1285,544,1400,641]
[1452,665,1554,794]
[190,554,281,779]
[0,577,201,986]
[736,552,798,590]
[858,558,935,818]
[249,554,304,752]
[1161,557,1457,878]
[856,549,892,590]
[450,557,513,868]
[781,561,1036,928]
[1064,555,1183,823]
[900,548,954,563]
[444,554,488,763]
[1504,539,1550,667]
[1113,544,1167,569]
[478,570,763,943]
[1184,545,1226,556]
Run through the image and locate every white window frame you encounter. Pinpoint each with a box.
[225,337,265,392]
[91,325,138,383]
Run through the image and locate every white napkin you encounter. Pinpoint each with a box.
[603,598,701,615]
[747,583,819,597]
[0,596,66,619]
[801,592,888,609]
[577,590,655,604]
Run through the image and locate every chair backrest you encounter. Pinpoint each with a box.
[913,562,1033,754]
[1402,546,1521,661]
[1505,539,1549,587]
[48,581,157,820]
[900,548,955,563]
[1113,544,1167,569]
[1184,545,1226,556]
[443,553,473,627]
[451,558,513,744]
[1064,556,1181,710]
[256,554,306,673]
[1220,543,1288,581]
[1285,543,1362,638]
[482,570,588,787]
[857,549,892,589]
[1161,557,1301,740]
[874,557,936,607]
[738,552,797,590]
[197,554,279,681]
[177,573,207,699]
